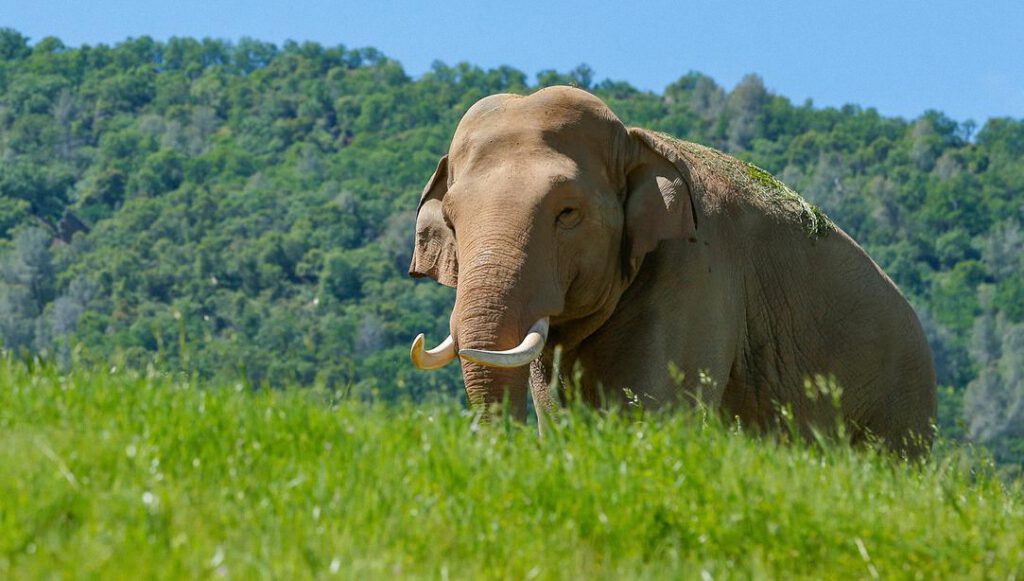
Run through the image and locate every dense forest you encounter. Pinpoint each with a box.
[0,30,1021,461]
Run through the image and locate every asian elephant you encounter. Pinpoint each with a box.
[408,86,937,457]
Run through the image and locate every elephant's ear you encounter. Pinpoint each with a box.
[623,128,698,277]
[409,155,458,287]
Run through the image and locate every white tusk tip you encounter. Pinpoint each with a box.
[411,332,456,370]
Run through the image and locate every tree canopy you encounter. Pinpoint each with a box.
[1,30,1022,461]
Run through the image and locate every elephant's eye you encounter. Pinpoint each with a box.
[556,207,582,229]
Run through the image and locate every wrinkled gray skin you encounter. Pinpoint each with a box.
[410,86,937,456]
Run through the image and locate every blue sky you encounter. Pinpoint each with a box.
[2,0,1021,122]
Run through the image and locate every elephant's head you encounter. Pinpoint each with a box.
[409,86,697,419]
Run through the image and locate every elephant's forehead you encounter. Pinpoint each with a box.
[460,86,614,128]
[453,121,548,155]
[455,95,618,154]
[450,118,612,179]
[450,118,579,170]
[448,155,580,201]
[455,109,604,149]
[449,88,625,190]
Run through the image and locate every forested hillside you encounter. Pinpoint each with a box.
[0,30,1022,461]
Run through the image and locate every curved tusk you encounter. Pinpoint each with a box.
[459,318,550,369]
[411,333,457,370]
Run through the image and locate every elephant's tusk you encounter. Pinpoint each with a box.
[459,318,550,369]
[411,333,457,370]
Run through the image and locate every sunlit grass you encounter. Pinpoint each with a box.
[1,357,1022,578]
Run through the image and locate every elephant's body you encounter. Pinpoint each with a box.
[558,135,936,453]
[410,87,937,457]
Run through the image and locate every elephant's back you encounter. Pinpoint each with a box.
[814,225,937,447]
[646,132,937,449]
[738,214,936,449]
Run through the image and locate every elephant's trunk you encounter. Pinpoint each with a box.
[449,230,559,420]
[453,298,533,420]
[459,357,532,420]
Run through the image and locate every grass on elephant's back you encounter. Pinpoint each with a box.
[0,357,1021,578]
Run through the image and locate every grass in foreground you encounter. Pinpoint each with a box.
[1,358,1022,579]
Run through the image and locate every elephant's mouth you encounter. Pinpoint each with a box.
[410,317,550,370]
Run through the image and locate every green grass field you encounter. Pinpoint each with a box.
[1,357,1022,579]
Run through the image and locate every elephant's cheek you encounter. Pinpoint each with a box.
[460,358,530,421]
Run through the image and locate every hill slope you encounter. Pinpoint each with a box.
[2,359,1023,577]
[1,30,1023,460]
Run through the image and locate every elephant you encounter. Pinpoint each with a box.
[408,86,937,457]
